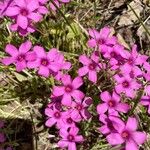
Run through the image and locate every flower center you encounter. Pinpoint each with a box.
[76,104,83,111]
[88,63,96,70]
[122,80,129,88]
[65,85,73,93]
[17,54,25,62]
[130,71,135,78]
[67,134,74,141]
[98,39,105,44]
[121,131,129,139]
[108,100,115,107]
[110,52,117,58]
[128,58,134,65]
[20,8,28,16]
[67,118,73,124]
[41,58,49,66]
[106,119,115,130]
[54,111,61,119]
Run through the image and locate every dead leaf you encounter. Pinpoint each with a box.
[118,0,143,26]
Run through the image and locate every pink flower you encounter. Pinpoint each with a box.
[5,0,48,35]
[114,75,141,98]
[27,47,61,77]
[106,117,147,150]
[120,45,148,66]
[140,96,150,114]
[2,41,36,72]
[78,52,102,83]
[60,110,80,129]
[6,0,42,29]
[9,23,35,36]
[97,91,130,115]
[52,75,84,106]
[87,27,117,48]
[71,97,92,120]
[58,127,84,150]
[119,63,143,79]
[51,52,71,80]
[98,114,125,135]
[50,0,70,11]
[45,105,63,128]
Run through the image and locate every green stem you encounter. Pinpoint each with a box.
[49,0,76,35]
[128,4,150,37]
[128,89,144,116]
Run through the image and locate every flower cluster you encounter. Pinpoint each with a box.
[45,74,92,150]
[0,0,71,35]
[3,0,48,35]
[86,27,148,149]
[1,40,71,78]
[1,25,150,150]
[0,120,13,150]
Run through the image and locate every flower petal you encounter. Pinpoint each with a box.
[87,39,97,48]
[132,131,147,145]
[38,6,48,14]
[28,12,42,22]
[59,129,68,138]
[27,59,40,68]
[125,139,138,150]
[72,77,83,89]
[53,86,65,96]
[70,127,79,135]
[5,44,18,56]
[58,140,68,148]
[19,40,32,53]
[17,15,28,29]
[61,94,72,106]
[98,125,110,135]
[2,57,15,65]
[97,103,108,114]
[116,103,130,113]
[45,118,56,127]
[38,66,49,77]
[88,70,97,83]
[26,51,37,61]
[5,6,20,16]
[78,66,89,76]
[71,90,84,100]
[14,0,26,7]
[75,135,84,142]
[88,29,100,39]
[126,117,138,131]
[68,142,76,150]
[61,74,72,85]
[16,61,26,72]
[106,133,124,145]
[79,55,90,65]
[33,46,46,58]
[100,91,111,102]
[27,0,39,12]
